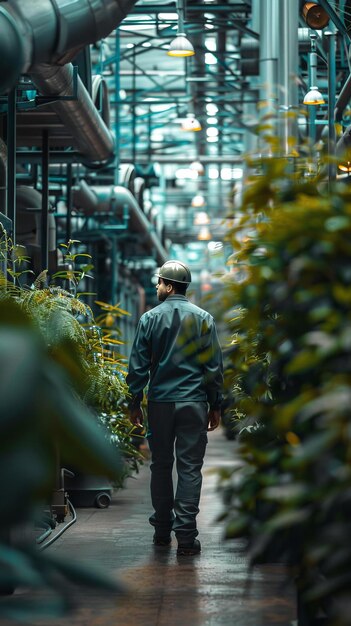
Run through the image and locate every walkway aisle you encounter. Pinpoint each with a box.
[10,429,296,626]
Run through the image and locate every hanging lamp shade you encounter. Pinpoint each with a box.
[303,86,325,105]
[191,194,205,208]
[181,113,202,131]
[190,160,205,175]
[167,33,195,57]
[197,225,211,241]
[302,3,330,29]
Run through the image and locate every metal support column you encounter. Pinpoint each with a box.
[325,24,337,182]
[307,33,318,144]
[66,163,72,243]
[111,236,117,304]
[278,0,299,155]
[41,130,49,272]
[114,28,121,185]
[132,47,136,164]
[259,0,279,155]
[7,88,16,230]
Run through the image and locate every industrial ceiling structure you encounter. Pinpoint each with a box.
[1,0,351,344]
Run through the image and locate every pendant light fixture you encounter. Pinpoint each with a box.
[302,3,330,29]
[181,113,202,131]
[303,33,325,106]
[167,0,195,57]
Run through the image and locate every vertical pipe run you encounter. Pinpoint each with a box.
[114,28,121,186]
[66,163,72,243]
[132,47,136,165]
[308,34,318,144]
[0,139,8,218]
[243,0,260,163]
[259,0,279,154]
[278,0,299,155]
[326,24,337,182]
[41,129,49,272]
[7,89,16,231]
[111,236,117,304]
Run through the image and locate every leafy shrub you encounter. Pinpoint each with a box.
[220,158,351,624]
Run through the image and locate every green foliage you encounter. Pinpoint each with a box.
[0,237,142,476]
[220,159,351,623]
[0,303,124,619]
[0,237,141,618]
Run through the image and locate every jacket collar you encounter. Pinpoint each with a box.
[165,295,188,301]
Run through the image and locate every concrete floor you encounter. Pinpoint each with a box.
[5,429,296,626]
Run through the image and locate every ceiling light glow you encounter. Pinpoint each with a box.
[205,52,217,65]
[206,127,218,137]
[175,168,198,180]
[232,167,243,180]
[206,103,218,115]
[191,194,206,208]
[207,117,218,125]
[159,13,178,20]
[208,167,219,179]
[194,211,210,225]
[205,38,217,51]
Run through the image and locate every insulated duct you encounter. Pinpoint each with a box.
[76,185,168,266]
[0,0,138,165]
[29,64,115,167]
[16,186,56,251]
[0,0,138,93]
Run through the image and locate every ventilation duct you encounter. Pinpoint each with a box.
[0,0,138,93]
[0,0,138,166]
[16,186,56,251]
[29,64,115,167]
[75,185,168,266]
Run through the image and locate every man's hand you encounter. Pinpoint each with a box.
[207,408,221,432]
[129,406,144,427]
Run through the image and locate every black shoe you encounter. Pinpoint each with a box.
[177,539,201,556]
[153,533,172,547]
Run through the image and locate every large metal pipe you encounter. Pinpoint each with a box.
[0,0,138,90]
[278,0,299,155]
[86,186,168,266]
[29,63,115,166]
[0,0,138,166]
[259,0,279,154]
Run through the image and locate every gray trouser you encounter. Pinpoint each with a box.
[147,401,208,544]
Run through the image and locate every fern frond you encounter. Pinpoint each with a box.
[34,270,49,289]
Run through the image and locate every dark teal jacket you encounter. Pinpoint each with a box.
[126,295,223,408]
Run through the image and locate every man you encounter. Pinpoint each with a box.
[126,260,223,556]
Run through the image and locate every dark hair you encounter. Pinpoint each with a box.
[163,279,187,295]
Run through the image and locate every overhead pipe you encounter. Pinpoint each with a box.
[29,64,115,167]
[0,0,138,92]
[0,0,138,165]
[76,185,168,266]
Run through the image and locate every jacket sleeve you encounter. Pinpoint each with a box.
[126,316,151,408]
[202,317,224,409]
